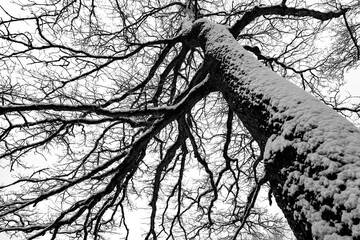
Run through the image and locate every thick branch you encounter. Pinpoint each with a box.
[343,13,360,60]
[229,5,348,38]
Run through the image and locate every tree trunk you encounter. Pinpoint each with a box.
[191,19,360,240]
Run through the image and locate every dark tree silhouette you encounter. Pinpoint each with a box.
[0,0,359,239]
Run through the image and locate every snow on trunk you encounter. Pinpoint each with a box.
[192,19,360,240]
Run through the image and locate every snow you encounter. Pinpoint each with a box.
[181,16,194,33]
[191,18,360,239]
[323,233,352,240]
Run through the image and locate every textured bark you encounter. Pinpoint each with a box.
[191,19,360,240]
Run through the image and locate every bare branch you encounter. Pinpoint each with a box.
[230,5,348,37]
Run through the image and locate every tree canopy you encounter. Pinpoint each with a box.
[0,0,359,239]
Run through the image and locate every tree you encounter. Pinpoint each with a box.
[0,0,359,239]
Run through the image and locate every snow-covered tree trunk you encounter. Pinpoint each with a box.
[189,19,360,240]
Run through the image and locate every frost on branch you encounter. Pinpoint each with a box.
[187,19,360,240]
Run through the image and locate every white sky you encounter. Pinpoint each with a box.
[343,68,360,97]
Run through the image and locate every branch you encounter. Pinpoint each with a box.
[146,117,188,240]
[1,70,214,118]
[230,5,348,38]
[0,103,167,118]
[232,176,268,239]
[343,13,360,60]
[222,108,236,168]
[102,43,175,108]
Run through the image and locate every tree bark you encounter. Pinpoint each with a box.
[190,19,360,240]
